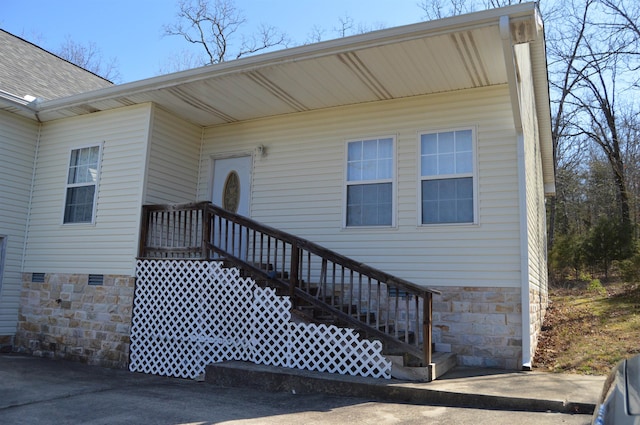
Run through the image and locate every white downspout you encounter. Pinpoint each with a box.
[21,121,42,272]
[500,15,532,370]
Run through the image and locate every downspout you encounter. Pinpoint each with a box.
[21,118,43,272]
[500,15,532,370]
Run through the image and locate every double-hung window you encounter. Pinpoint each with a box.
[346,137,394,227]
[63,145,101,224]
[420,129,475,224]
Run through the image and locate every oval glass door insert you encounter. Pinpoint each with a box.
[222,170,240,213]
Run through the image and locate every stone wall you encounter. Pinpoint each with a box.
[529,286,548,364]
[432,286,523,369]
[15,273,135,368]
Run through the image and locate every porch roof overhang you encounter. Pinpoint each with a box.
[2,2,553,191]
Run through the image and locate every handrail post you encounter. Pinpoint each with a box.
[289,242,300,306]
[139,205,150,258]
[423,291,433,366]
[202,204,211,260]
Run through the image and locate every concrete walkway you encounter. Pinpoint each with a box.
[206,360,605,414]
[416,366,604,412]
[1,353,605,424]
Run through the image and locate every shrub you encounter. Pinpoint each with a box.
[549,233,585,281]
[619,249,640,283]
[582,217,634,279]
[587,278,606,295]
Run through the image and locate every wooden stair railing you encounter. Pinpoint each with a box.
[139,202,440,366]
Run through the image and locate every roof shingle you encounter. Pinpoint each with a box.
[0,29,113,101]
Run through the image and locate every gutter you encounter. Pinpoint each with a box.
[0,90,40,121]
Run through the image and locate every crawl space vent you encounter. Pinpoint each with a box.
[88,274,104,286]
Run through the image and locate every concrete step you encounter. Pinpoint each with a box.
[388,351,457,382]
[431,351,458,379]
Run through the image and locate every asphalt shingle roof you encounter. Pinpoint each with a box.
[0,29,113,101]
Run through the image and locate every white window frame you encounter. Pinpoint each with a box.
[62,143,103,225]
[418,127,478,226]
[343,135,396,228]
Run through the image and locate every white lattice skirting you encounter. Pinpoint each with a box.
[130,260,391,379]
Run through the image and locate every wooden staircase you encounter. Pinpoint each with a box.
[238,262,456,381]
[139,202,456,381]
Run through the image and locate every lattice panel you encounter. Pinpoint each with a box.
[250,286,291,367]
[288,323,390,378]
[130,259,391,380]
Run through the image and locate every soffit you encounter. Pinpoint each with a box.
[31,14,520,127]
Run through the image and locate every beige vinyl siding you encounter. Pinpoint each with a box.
[516,43,549,363]
[23,104,152,275]
[516,43,548,293]
[0,111,38,335]
[199,85,521,288]
[144,106,201,204]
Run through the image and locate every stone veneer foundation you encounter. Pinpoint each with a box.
[431,286,524,370]
[528,286,548,364]
[13,272,543,372]
[15,273,135,368]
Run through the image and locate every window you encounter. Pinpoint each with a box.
[64,145,101,224]
[420,129,475,224]
[346,137,394,227]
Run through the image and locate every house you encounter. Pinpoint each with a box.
[0,29,112,353]
[0,3,553,378]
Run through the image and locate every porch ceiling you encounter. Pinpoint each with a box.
[123,26,507,127]
[28,4,543,128]
[160,27,506,127]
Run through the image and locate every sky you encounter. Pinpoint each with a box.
[1,0,427,83]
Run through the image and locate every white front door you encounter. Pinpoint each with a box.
[212,156,252,216]
[211,156,252,259]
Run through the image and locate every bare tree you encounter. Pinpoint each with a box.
[159,49,206,74]
[330,15,387,39]
[570,50,631,226]
[355,21,388,35]
[620,110,640,235]
[599,0,640,44]
[544,0,640,267]
[164,0,288,66]
[598,0,640,86]
[333,15,355,38]
[482,0,525,8]
[565,0,640,230]
[544,0,594,248]
[57,36,121,82]
[417,0,527,21]
[305,25,326,44]
[418,0,475,20]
